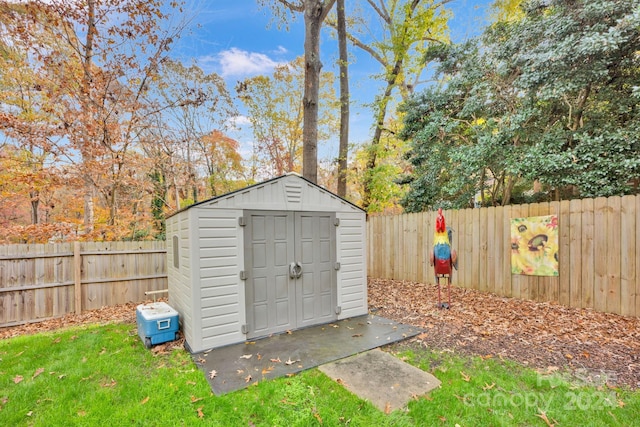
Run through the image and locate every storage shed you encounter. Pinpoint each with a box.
[166,173,368,353]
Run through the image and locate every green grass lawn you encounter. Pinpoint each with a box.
[1,322,638,426]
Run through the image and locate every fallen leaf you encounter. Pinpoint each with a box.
[237,369,245,374]
[313,410,323,423]
[186,380,196,386]
[245,341,255,345]
[535,410,555,427]
[53,337,61,344]
[32,368,44,379]
[245,374,252,383]
[100,379,117,388]
[262,366,274,375]
[285,373,295,378]
[78,410,87,417]
[618,400,625,408]
[99,347,107,355]
[286,330,293,335]
[336,378,348,386]
[330,324,339,328]
[438,415,446,422]
[240,354,253,359]
[352,334,363,338]
[270,357,281,363]
[284,357,299,366]
[140,396,149,405]
[384,402,392,414]
[13,375,23,384]
[191,395,203,403]
[58,374,66,380]
[26,411,33,416]
[196,407,204,418]
[70,335,78,341]
[483,382,495,390]
[565,353,573,360]
[460,371,470,382]
[208,370,217,379]
[257,353,262,360]
[197,357,206,364]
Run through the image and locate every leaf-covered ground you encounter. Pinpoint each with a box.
[2,282,639,390]
[368,278,640,389]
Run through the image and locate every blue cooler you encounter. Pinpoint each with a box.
[136,302,179,348]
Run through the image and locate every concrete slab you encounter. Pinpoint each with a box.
[318,349,441,412]
[191,314,422,395]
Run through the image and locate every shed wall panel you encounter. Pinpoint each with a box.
[205,175,360,214]
[193,207,245,352]
[167,211,194,347]
[336,212,367,319]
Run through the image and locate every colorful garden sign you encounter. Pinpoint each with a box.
[510,215,559,276]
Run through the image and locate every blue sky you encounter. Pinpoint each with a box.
[168,0,492,161]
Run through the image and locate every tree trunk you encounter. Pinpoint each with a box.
[84,186,95,233]
[336,0,349,197]
[81,0,97,233]
[30,192,39,225]
[108,187,117,226]
[302,0,324,184]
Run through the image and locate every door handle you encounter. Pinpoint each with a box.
[289,262,302,279]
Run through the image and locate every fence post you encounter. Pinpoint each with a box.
[74,241,82,314]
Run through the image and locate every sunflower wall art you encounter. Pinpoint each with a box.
[510,215,559,276]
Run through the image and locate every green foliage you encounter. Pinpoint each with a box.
[149,169,166,239]
[350,118,411,213]
[400,0,640,212]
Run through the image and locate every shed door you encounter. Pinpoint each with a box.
[244,211,336,339]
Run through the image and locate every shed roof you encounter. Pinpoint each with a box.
[167,173,364,218]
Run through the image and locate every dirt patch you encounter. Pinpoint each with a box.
[368,278,640,389]
[0,302,142,340]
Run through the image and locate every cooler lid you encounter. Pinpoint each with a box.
[137,302,178,320]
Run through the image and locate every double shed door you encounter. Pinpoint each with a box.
[244,211,337,339]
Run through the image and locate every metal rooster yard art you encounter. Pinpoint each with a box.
[430,208,457,309]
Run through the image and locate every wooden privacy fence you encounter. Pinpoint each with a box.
[0,241,167,327]
[367,194,640,317]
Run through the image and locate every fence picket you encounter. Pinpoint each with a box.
[620,195,636,316]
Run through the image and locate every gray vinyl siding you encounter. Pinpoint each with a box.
[205,175,361,214]
[167,210,194,348]
[336,212,368,318]
[194,207,245,352]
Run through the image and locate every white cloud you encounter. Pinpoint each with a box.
[226,115,252,130]
[272,45,288,55]
[216,48,287,77]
